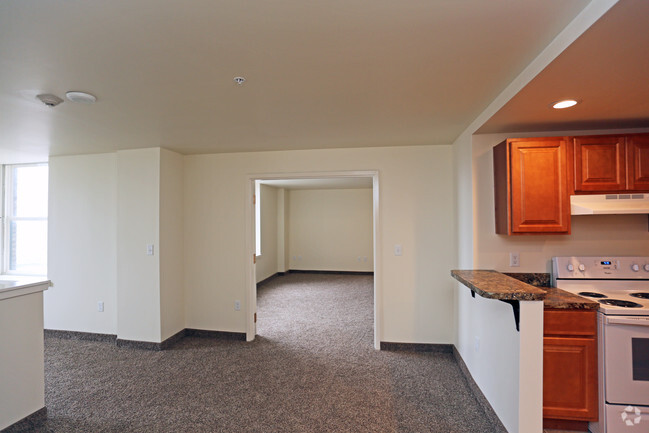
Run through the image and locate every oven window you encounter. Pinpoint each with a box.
[632,338,649,381]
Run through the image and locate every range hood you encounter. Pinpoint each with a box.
[571,194,649,215]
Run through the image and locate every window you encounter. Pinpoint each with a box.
[3,164,48,275]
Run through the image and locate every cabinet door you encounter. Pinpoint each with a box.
[543,337,598,421]
[509,139,570,233]
[574,136,626,192]
[627,134,649,191]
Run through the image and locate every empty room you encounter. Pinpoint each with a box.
[3,1,649,433]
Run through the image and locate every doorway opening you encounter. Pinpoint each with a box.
[244,171,381,349]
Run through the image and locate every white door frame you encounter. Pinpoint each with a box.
[244,170,381,349]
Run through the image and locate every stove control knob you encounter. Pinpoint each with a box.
[632,264,640,272]
[567,264,574,272]
[644,264,649,272]
[578,263,586,272]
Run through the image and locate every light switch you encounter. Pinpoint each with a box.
[394,244,403,256]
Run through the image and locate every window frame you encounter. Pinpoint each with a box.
[2,162,49,276]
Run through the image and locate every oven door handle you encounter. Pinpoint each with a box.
[605,316,649,327]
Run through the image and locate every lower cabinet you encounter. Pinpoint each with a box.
[543,310,598,425]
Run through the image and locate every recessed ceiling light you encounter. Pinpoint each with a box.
[66,91,97,104]
[552,99,578,109]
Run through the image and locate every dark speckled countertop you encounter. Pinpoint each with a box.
[451,270,546,301]
[451,270,599,310]
[541,287,599,310]
[505,272,599,310]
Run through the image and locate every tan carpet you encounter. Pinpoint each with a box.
[9,273,499,432]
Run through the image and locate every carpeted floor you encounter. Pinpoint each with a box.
[9,273,501,432]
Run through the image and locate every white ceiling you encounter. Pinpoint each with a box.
[0,0,594,162]
[478,0,649,134]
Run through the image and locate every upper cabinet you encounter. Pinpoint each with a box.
[574,134,649,193]
[627,134,649,191]
[494,137,571,235]
[573,135,626,192]
[494,132,649,235]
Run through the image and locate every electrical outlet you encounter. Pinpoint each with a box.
[234,300,241,311]
[509,252,520,267]
[474,336,480,352]
[97,301,104,312]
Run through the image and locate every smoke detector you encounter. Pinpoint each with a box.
[233,76,246,86]
[36,93,64,107]
[66,91,97,104]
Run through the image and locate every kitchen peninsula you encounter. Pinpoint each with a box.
[451,269,598,432]
[0,278,51,430]
[451,269,598,309]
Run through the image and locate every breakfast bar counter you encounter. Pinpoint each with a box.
[450,269,546,301]
[450,269,598,310]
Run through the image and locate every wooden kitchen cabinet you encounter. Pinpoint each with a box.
[573,133,649,193]
[493,137,570,234]
[573,135,626,192]
[543,309,598,424]
[627,134,649,191]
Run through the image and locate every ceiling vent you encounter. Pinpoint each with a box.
[36,94,64,107]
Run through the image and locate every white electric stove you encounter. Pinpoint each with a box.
[552,257,649,433]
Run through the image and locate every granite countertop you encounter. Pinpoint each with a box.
[451,269,599,309]
[504,272,599,310]
[538,286,599,310]
[451,270,546,301]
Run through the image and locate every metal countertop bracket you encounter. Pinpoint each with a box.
[499,300,520,332]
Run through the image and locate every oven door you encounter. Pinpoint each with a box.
[603,315,649,406]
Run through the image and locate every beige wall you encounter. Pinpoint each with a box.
[46,153,117,334]
[255,184,279,283]
[277,188,289,273]
[159,148,185,340]
[184,145,456,343]
[288,188,373,272]
[47,144,456,344]
[116,148,162,342]
[48,149,185,343]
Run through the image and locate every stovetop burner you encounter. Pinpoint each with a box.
[598,299,644,308]
[630,292,649,299]
[578,291,608,298]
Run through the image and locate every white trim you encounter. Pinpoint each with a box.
[254,180,261,256]
[372,173,381,350]
[244,170,381,348]
[245,178,256,341]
